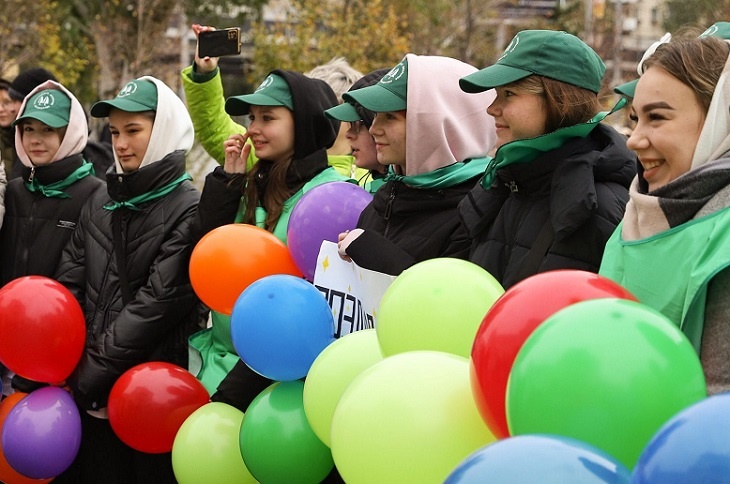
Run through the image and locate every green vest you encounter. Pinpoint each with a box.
[189,167,353,394]
[599,206,730,353]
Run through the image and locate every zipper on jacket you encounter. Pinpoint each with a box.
[383,183,397,238]
[27,167,35,183]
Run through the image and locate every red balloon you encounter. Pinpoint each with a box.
[189,224,302,315]
[470,270,637,439]
[108,362,210,454]
[0,276,85,383]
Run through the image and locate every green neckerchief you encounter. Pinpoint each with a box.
[104,173,192,211]
[385,157,489,189]
[25,161,95,199]
[480,98,627,189]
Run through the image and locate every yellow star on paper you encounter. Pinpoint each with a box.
[322,255,330,271]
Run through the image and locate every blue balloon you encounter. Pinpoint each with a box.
[633,393,730,483]
[445,435,631,484]
[230,274,335,381]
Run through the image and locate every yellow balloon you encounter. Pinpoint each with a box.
[303,329,384,447]
[377,258,504,358]
[331,351,496,483]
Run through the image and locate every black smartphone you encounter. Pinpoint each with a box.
[198,28,241,58]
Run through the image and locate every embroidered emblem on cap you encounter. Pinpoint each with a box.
[499,35,520,61]
[381,63,405,85]
[32,92,56,110]
[118,81,138,97]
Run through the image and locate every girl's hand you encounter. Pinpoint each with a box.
[337,229,364,262]
[192,24,219,74]
[223,133,251,174]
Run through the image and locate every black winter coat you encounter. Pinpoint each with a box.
[0,154,105,286]
[55,151,203,411]
[346,175,480,275]
[459,124,637,289]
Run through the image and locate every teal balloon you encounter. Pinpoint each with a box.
[507,299,706,469]
[240,381,333,483]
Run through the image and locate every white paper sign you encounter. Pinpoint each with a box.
[313,241,397,338]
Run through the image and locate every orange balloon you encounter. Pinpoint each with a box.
[189,224,302,315]
[0,392,53,484]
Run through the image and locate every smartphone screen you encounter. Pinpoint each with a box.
[198,28,241,58]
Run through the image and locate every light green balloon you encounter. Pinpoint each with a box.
[331,351,496,483]
[303,329,384,447]
[507,298,707,469]
[377,258,504,358]
[172,402,257,484]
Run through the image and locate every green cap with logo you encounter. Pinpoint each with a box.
[225,74,294,115]
[614,22,730,99]
[13,89,71,128]
[460,30,606,94]
[342,58,408,112]
[90,79,158,117]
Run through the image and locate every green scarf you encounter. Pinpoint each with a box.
[25,161,95,199]
[480,99,627,189]
[385,157,489,189]
[104,173,192,211]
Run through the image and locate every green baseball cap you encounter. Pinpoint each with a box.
[12,89,71,128]
[91,79,158,117]
[324,102,361,122]
[225,74,293,115]
[460,30,606,94]
[342,59,408,112]
[615,22,730,99]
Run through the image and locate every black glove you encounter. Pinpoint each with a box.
[11,374,49,393]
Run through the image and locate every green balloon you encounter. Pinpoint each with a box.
[507,298,707,469]
[303,329,384,447]
[172,402,257,484]
[377,258,504,358]
[240,381,334,483]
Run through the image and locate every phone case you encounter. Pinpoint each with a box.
[198,28,241,58]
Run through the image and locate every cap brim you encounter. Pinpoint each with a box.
[343,84,406,112]
[12,113,67,129]
[614,79,637,99]
[90,98,154,118]
[225,93,287,116]
[459,64,532,93]
[324,102,361,122]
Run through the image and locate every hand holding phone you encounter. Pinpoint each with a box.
[198,28,242,58]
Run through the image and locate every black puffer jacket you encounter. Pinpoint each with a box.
[459,123,636,289]
[346,175,479,275]
[55,151,203,411]
[0,154,105,286]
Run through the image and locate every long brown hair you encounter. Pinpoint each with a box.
[241,156,295,230]
[510,75,601,134]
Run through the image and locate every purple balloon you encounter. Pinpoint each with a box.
[2,386,82,479]
[287,181,373,280]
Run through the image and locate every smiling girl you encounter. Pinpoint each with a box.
[600,36,730,394]
[458,30,637,289]
[189,70,353,415]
